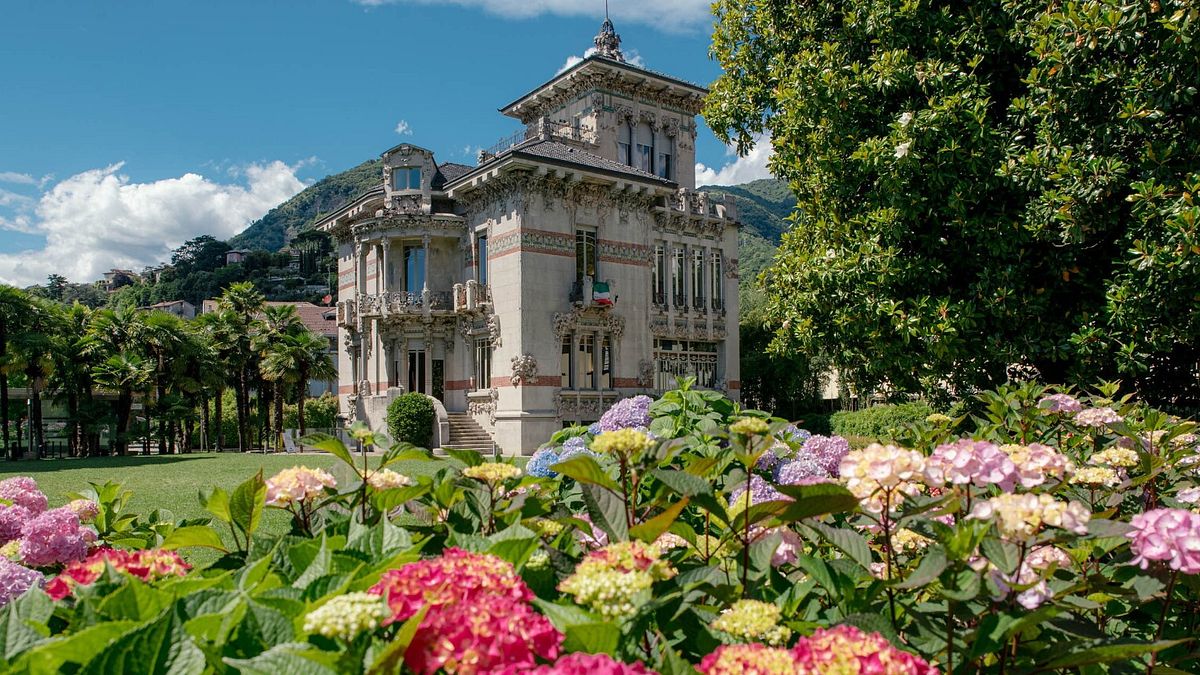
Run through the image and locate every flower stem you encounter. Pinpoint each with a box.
[1149,569,1179,674]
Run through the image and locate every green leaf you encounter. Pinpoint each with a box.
[562,622,621,656]
[552,455,622,493]
[199,487,231,524]
[533,599,599,631]
[80,606,205,675]
[581,483,629,542]
[230,470,266,544]
[1042,640,1185,669]
[746,530,782,582]
[980,537,1020,575]
[486,524,540,568]
[445,448,484,467]
[161,525,228,552]
[630,497,690,543]
[97,578,172,622]
[6,621,137,675]
[939,568,982,601]
[650,469,712,497]
[804,522,874,571]
[367,606,427,675]
[894,546,947,589]
[775,483,859,521]
[225,642,344,675]
[0,588,53,661]
[303,433,356,469]
[370,484,431,513]
[346,515,412,558]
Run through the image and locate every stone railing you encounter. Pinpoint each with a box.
[452,280,492,313]
[356,290,456,318]
[667,188,738,222]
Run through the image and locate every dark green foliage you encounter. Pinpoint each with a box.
[706,0,1200,412]
[283,394,339,431]
[230,160,382,251]
[830,402,934,440]
[386,393,435,448]
[793,411,831,435]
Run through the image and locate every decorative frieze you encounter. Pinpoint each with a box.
[553,307,626,343]
[556,392,620,421]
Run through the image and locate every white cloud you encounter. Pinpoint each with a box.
[695,135,775,186]
[354,0,712,33]
[0,162,306,287]
[394,120,412,136]
[0,189,33,209]
[558,47,644,74]
[0,172,36,185]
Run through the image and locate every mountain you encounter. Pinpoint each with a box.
[228,160,796,286]
[230,159,382,251]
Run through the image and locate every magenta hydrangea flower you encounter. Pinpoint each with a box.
[1127,508,1200,575]
[19,507,94,568]
[513,652,656,675]
[0,504,31,544]
[1039,394,1082,414]
[598,395,653,432]
[801,435,851,475]
[0,559,43,608]
[925,439,1017,491]
[0,477,48,515]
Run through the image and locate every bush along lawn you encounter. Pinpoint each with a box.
[0,381,1197,673]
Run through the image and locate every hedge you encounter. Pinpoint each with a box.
[829,402,933,440]
[387,392,435,448]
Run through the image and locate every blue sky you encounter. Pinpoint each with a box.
[0,0,770,287]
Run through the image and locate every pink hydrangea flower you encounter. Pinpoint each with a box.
[1127,508,1200,575]
[791,624,939,674]
[0,477,48,515]
[1039,394,1082,414]
[370,548,533,625]
[1176,486,1200,505]
[988,546,1072,609]
[925,439,1017,491]
[404,595,562,675]
[45,547,190,600]
[64,499,100,522]
[0,559,43,608]
[1073,407,1123,429]
[264,466,336,507]
[1004,443,1074,488]
[512,652,656,675]
[19,507,94,568]
[0,504,31,544]
[698,643,798,675]
[801,435,851,476]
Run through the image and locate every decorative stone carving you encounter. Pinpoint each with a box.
[358,379,372,397]
[510,354,538,387]
[639,110,658,130]
[486,314,502,348]
[593,18,625,62]
[638,360,654,388]
[556,392,620,421]
[663,117,681,138]
[467,389,499,425]
[552,307,626,343]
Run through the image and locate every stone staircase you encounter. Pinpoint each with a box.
[444,413,496,454]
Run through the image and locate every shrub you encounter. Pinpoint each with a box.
[793,411,831,435]
[283,394,339,430]
[387,393,435,448]
[830,402,933,440]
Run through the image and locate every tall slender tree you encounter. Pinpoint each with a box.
[0,286,31,459]
[217,283,265,452]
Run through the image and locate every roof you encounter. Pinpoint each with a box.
[499,55,708,118]
[446,138,676,190]
[432,162,474,189]
[264,301,338,337]
[148,300,193,308]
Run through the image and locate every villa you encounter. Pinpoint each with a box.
[317,19,740,453]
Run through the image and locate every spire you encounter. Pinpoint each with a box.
[593,5,625,63]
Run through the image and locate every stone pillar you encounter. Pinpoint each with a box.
[421,235,431,292]
[356,240,367,295]
[381,237,391,293]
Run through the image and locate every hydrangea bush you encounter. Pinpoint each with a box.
[0,380,1196,673]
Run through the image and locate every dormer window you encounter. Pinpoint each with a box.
[392,167,421,191]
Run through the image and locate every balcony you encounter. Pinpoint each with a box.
[652,290,667,309]
[570,279,616,308]
[692,295,707,312]
[711,297,725,313]
[356,290,454,318]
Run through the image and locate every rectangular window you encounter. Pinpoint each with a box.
[579,334,596,390]
[408,350,427,394]
[392,167,421,191]
[575,230,597,282]
[404,247,426,293]
[692,248,705,308]
[561,335,574,388]
[711,252,723,310]
[657,153,672,180]
[476,234,488,285]
[652,244,666,306]
[475,339,492,390]
[618,142,631,166]
[636,144,652,173]
[600,336,611,390]
[671,247,686,307]
[654,340,720,391]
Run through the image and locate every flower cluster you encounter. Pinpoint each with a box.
[1127,508,1200,575]
[0,504,29,544]
[1003,444,1074,488]
[779,425,812,445]
[364,468,413,491]
[1039,394,1082,414]
[1091,447,1139,468]
[730,417,770,436]
[791,624,939,674]
[924,439,1017,490]
[559,542,675,620]
[527,446,562,478]
[64,499,100,522]
[0,559,43,608]
[19,507,95,567]
[370,548,532,624]
[405,595,561,674]
[558,436,596,462]
[839,444,926,513]
[1070,466,1120,487]
[0,477,48,514]
[988,546,1072,610]
[302,592,389,641]
[462,462,522,483]
[711,599,791,646]
[598,395,652,432]
[45,547,190,599]
[698,643,797,675]
[592,429,654,456]
[1177,486,1200,505]
[518,652,656,675]
[1074,407,1123,429]
[969,493,1090,541]
[800,435,851,475]
[730,475,787,515]
[775,454,829,485]
[891,528,932,554]
[265,466,336,507]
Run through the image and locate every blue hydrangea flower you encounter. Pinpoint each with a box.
[729,475,786,506]
[587,422,602,436]
[527,447,562,478]
[775,454,829,485]
[779,425,812,445]
[802,435,851,476]
[558,436,598,462]
[597,395,653,432]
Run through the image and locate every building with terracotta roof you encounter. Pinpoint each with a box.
[317,20,740,453]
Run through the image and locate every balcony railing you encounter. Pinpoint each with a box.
[665,188,738,222]
[652,290,666,308]
[712,297,725,312]
[672,293,687,309]
[692,295,707,311]
[356,290,456,317]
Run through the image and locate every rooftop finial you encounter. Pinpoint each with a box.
[594,4,625,62]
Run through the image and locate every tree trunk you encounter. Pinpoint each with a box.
[115,391,131,455]
[0,316,8,460]
[30,385,43,458]
[67,391,79,457]
[200,394,209,452]
[298,370,308,437]
[214,389,224,452]
[157,363,167,454]
[235,373,248,453]
[274,383,284,452]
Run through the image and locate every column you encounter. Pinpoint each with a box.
[422,235,431,292]
[381,237,391,293]
[356,241,367,295]
[375,243,384,295]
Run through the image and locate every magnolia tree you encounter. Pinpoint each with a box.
[0,381,1197,673]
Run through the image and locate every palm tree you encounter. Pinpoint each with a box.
[254,304,301,451]
[48,303,96,456]
[194,311,234,451]
[292,330,337,436]
[11,299,60,456]
[85,306,146,454]
[0,285,31,459]
[217,283,265,452]
[140,311,186,453]
[92,353,151,455]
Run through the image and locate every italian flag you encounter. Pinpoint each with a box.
[593,281,613,306]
